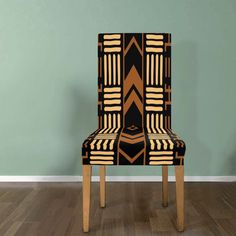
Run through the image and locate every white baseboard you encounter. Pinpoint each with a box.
[0,176,235,182]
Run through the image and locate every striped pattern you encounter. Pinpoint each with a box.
[145,87,163,111]
[90,151,114,165]
[103,87,121,111]
[146,34,164,53]
[146,54,163,86]
[82,33,186,166]
[103,34,121,53]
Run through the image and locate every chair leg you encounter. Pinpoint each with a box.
[83,165,92,233]
[175,165,184,232]
[99,165,106,208]
[162,166,168,207]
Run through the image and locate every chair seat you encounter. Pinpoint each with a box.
[82,126,185,165]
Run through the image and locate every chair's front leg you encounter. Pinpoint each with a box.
[99,165,106,208]
[83,165,92,233]
[162,166,168,207]
[175,165,184,232]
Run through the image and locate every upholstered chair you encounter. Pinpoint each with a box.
[82,33,186,232]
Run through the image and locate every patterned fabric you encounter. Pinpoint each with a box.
[82,33,186,165]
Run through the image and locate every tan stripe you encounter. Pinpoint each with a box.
[150,156,173,160]
[104,47,121,52]
[149,151,173,155]
[162,140,168,150]
[90,139,97,150]
[113,54,116,85]
[156,140,162,150]
[146,93,163,98]
[118,114,120,127]
[104,114,111,133]
[95,134,117,139]
[146,106,163,111]
[150,139,155,150]
[104,114,107,128]
[108,113,112,128]
[104,87,121,92]
[114,114,120,133]
[151,113,154,130]
[90,156,113,160]
[168,139,174,150]
[146,99,163,105]
[160,114,166,133]
[104,99,121,105]
[146,54,150,85]
[98,128,106,134]
[104,40,121,46]
[109,117,116,135]
[151,54,154,85]
[146,40,164,46]
[103,34,121,39]
[104,106,121,111]
[151,113,158,133]
[146,87,163,92]
[117,54,120,84]
[155,54,159,85]
[103,140,109,150]
[160,54,163,85]
[109,139,115,150]
[96,139,103,150]
[149,161,173,165]
[146,34,164,40]
[113,114,116,127]
[148,134,170,139]
[108,114,116,133]
[155,113,162,133]
[90,161,114,164]
[104,55,107,85]
[104,93,121,98]
[96,126,107,134]
[108,54,111,85]
[91,151,114,155]
[146,47,163,53]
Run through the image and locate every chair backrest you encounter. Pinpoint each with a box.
[98,33,171,131]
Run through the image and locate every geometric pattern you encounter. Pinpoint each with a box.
[82,33,186,165]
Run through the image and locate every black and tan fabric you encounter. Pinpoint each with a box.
[82,33,186,165]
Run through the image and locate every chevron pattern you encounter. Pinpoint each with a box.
[82,33,186,166]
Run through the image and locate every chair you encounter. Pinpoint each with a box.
[82,33,186,232]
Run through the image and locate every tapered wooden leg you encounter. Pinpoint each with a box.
[162,166,168,207]
[99,165,106,208]
[175,165,184,232]
[83,165,92,233]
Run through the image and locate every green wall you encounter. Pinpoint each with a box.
[0,0,236,176]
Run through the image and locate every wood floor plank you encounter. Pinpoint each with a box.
[0,182,235,235]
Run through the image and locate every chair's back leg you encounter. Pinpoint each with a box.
[83,165,92,233]
[175,165,184,231]
[162,166,168,207]
[99,165,106,208]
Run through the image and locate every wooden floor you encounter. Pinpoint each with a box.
[0,182,235,236]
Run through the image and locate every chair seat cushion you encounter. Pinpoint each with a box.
[82,126,185,165]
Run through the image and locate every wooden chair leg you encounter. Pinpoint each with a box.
[83,165,92,233]
[99,165,106,208]
[162,166,168,207]
[175,165,184,232]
